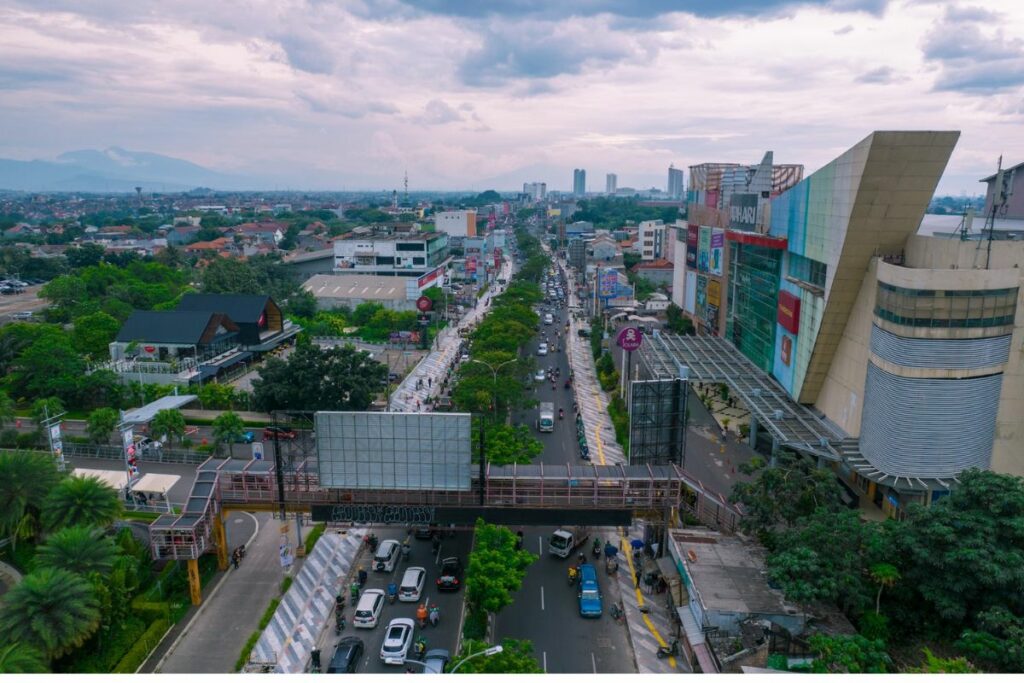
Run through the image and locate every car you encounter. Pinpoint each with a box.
[577,563,603,617]
[379,618,415,664]
[534,369,546,382]
[327,636,364,673]
[577,328,591,338]
[374,539,401,572]
[543,314,554,325]
[422,648,450,674]
[388,372,401,382]
[234,431,255,443]
[10,311,34,320]
[436,557,463,591]
[460,353,470,362]
[398,566,426,602]
[537,343,548,356]
[353,589,385,628]
[262,426,297,441]
[413,525,436,540]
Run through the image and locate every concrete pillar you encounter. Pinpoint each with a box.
[213,510,229,571]
[187,558,202,606]
[747,416,758,448]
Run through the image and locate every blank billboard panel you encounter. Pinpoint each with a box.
[315,412,472,491]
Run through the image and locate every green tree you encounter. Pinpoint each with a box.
[212,411,246,456]
[64,243,106,269]
[41,475,122,532]
[0,643,49,673]
[957,607,1024,672]
[85,407,119,445]
[665,303,695,335]
[453,638,543,674]
[200,257,260,294]
[284,288,318,319]
[0,389,15,426]
[30,396,64,429]
[11,331,85,402]
[465,519,536,617]
[197,382,240,410]
[150,408,186,448]
[252,344,386,413]
[0,567,101,660]
[869,562,900,615]
[35,525,117,576]
[484,424,542,465]
[728,450,844,547]
[0,451,62,545]
[808,633,891,673]
[70,311,121,360]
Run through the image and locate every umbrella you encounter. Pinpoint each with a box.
[630,538,645,551]
[604,543,618,559]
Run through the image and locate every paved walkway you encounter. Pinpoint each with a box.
[389,257,514,413]
[157,512,283,673]
[614,523,691,674]
[564,258,625,466]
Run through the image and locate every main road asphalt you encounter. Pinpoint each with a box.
[500,261,637,674]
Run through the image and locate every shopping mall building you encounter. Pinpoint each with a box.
[671,131,1024,517]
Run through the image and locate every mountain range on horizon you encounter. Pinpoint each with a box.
[0,147,265,193]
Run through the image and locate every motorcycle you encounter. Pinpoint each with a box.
[610,602,625,624]
[558,409,564,420]
[564,380,571,389]
[387,583,398,605]
[656,640,680,659]
[413,638,428,660]
[335,612,346,633]
[592,539,601,559]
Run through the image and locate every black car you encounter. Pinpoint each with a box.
[413,525,436,540]
[436,557,463,591]
[327,636,364,673]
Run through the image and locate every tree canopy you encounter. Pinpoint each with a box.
[453,638,543,674]
[252,343,386,412]
[465,519,536,616]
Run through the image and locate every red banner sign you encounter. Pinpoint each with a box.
[777,291,801,334]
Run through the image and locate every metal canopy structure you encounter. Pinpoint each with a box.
[121,394,198,425]
[639,331,846,461]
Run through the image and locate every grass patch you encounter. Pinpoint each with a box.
[607,395,630,454]
[280,577,293,594]
[235,631,261,672]
[462,608,487,640]
[113,618,170,673]
[55,616,147,673]
[259,598,281,630]
[303,523,326,555]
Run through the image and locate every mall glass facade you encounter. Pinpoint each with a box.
[727,242,782,373]
[875,283,1018,329]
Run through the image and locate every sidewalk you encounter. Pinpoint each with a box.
[389,257,514,413]
[614,524,691,674]
[157,513,283,673]
[564,259,625,466]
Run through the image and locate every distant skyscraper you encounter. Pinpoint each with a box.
[606,173,617,195]
[573,169,586,196]
[668,164,684,199]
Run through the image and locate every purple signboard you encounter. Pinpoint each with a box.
[617,326,643,351]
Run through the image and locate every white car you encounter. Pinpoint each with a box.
[374,539,401,572]
[537,343,548,356]
[380,618,415,664]
[398,566,426,602]
[535,369,546,382]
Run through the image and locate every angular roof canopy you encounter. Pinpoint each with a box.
[177,293,272,325]
[116,310,237,345]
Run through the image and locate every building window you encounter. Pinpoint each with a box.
[413,257,425,265]
[875,283,1018,328]
[397,242,425,251]
[788,254,826,288]
[376,256,394,265]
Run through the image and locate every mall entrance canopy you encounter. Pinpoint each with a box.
[638,332,848,461]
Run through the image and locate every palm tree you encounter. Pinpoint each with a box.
[150,408,186,449]
[0,451,63,546]
[35,525,117,576]
[0,567,100,660]
[869,562,900,615]
[41,476,122,533]
[212,411,245,457]
[0,642,48,673]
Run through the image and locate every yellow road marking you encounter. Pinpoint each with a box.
[621,537,678,670]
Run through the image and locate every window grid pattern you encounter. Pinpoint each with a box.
[875,283,1018,329]
[727,242,781,373]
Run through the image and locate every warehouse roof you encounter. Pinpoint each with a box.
[302,274,408,301]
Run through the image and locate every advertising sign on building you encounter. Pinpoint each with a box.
[684,271,697,314]
[729,193,759,231]
[599,269,619,298]
[710,229,725,276]
[777,290,802,334]
[417,266,443,289]
[686,225,698,269]
[706,279,721,307]
[697,227,711,273]
[780,334,793,366]
[617,327,643,351]
[696,275,707,309]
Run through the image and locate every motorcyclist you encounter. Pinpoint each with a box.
[387,581,398,603]
[428,604,440,627]
[416,603,428,628]
[559,408,564,419]
[568,565,578,584]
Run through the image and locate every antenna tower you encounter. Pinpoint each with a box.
[403,170,409,206]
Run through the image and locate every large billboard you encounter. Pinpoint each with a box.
[729,193,759,231]
[710,229,725,276]
[777,290,801,334]
[315,412,472,491]
[697,227,711,273]
[686,224,698,269]
[684,270,697,314]
[599,268,619,298]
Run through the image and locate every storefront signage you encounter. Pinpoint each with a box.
[710,229,724,276]
[777,290,801,334]
[706,279,721,307]
[729,193,759,231]
[616,327,643,351]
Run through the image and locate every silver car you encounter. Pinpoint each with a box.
[380,618,415,664]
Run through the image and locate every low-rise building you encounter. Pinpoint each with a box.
[333,228,448,277]
[631,258,674,287]
[434,210,477,237]
[302,273,428,312]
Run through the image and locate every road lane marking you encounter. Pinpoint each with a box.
[538,536,543,555]
[543,651,547,672]
[540,585,545,610]
[592,652,598,673]
[620,536,678,670]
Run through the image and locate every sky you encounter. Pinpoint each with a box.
[0,0,1022,194]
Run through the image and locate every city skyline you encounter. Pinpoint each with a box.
[0,1,1022,194]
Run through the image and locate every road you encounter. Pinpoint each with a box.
[0,284,46,323]
[327,530,472,674]
[500,258,636,674]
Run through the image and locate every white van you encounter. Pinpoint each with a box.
[353,589,385,629]
[544,313,554,325]
[398,566,426,602]
[374,539,401,572]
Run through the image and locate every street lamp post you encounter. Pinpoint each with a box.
[449,645,504,673]
[468,358,517,422]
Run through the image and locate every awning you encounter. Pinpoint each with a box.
[73,468,131,490]
[133,473,181,495]
[122,395,199,425]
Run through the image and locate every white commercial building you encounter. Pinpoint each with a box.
[638,219,667,261]
[434,210,477,238]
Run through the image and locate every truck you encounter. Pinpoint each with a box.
[549,526,589,558]
[537,402,555,433]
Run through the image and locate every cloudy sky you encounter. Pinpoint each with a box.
[0,0,1021,193]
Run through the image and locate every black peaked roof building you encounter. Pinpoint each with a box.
[176,293,283,346]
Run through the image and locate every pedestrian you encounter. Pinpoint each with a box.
[428,377,432,388]
[231,548,239,569]
[358,567,368,586]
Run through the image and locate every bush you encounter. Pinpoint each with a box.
[304,523,326,555]
[131,598,172,625]
[57,616,147,673]
[16,432,41,449]
[280,577,293,594]
[112,618,170,673]
[463,608,487,640]
[234,631,261,672]
[858,612,890,643]
[607,396,630,452]
[0,427,19,447]
[259,598,280,629]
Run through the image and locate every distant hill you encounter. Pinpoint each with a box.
[0,147,257,192]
